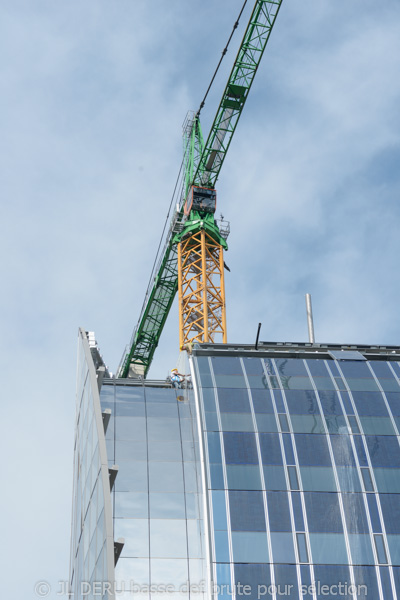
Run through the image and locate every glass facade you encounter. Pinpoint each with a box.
[192,350,400,600]
[70,333,400,600]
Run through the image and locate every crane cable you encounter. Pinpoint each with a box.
[196,0,249,117]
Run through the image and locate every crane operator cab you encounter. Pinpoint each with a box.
[184,185,217,216]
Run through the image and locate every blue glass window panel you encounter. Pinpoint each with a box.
[201,388,216,412]
[379,567,394,600]
[270,532,296,562]
[278,413,290,432]
[251,389,275,414]
[374,468,400,493]
[360,416,396,435]
[386,392,400,415]
[266,491,292,532]
[243,357,264,375]
[114,462,148,491]
[217,388,251,413]
[116,440,147,462]
[274,564,299,598]
[233,564,271,600]
[285,390,319,414]
[300,466,336,492]
[145,387,176,403]
[281,376,314,391]
[263,465,287,491]
[324,414,348,433]
[394,567,400,598]
[352,391,389,416]
[273,389,285,412]
[296,533,309,563]
[205,411,219,431]
[353,566,379,599]
[216,562,231,586]
[366,494,382,532]
[114,492,148,518]
[388,535,400,564]
[210,464,225,489]
[348,415,360,433]
[149,493,185,519]
[290,414,325,434]
[307,360,330,377]
[220,412,254,432]
[215,374,247,389]
[330,434,356,466]
[395,415,400,430]
[223,432,259,464]
[269,375,280,389]
[226,465,262,490]
[195,356,213,387]
[146,402,178,418]
[318,390,343,415]
[214,530,230,562]
[147,417,181,441]
[282,434,295,464]
[374,534,388,564]
[148,440,182,462]
[309,533,348,564]
[329,351,367,363]
[211,490,228,530]
[212,356,242,375]
[288,466,299,489]
[295,434,332,466]
[367,436,400,467]
[247,374,270,389]
[348,534,375,565]
[340,361,370,377]
[115,417,147,441]
[370,361,395,378]
[379,378,400,392]
[259,433,284,465]
[346,378,380,392]
[353,435,368,466]
[291,492,305,530]
[380,494,400,533]
[229,491,266,531]
[312,565,352,600]
[255,413,278,432]
[304,492,343,533]
[342,493,369,533]
[148,462,184,493]
[232,531,269,562]
[337,466,362,492]
[115,400,145,417]
[340,391,354,414]
[275,358,308,376]
[299,565,314,600]
[207,432,222,463]
[312,377,337,391]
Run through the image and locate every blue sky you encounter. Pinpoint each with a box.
[1,0,400,597]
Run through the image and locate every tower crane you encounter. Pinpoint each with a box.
[118,0,283,378]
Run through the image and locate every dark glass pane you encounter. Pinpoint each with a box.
[243,357,265,375]
[361,468,374,492]
[233,564,271,600]
[300,565,313,600]
[340,391,354,415]
[306,359,329,377]
[212,356,242,375]
[278,413,290,432]
[282,434,295,464]
[227,464,262,490]
[369,361,396,378]
[196,356,213,387]
[144,387,176,403]
[386,392,400,416]
[259,433,284,465]
[352,391,389,416]
[374,534,388,564]
[366,493,382,532]
[296,533,309,562]
[201,388,216,412]
[339,361,371,377]
[295,434,332,466]
[366,436,400,467]
[304,492,343,533]
[217,388,251,413]
[285,390,319,415]
[229,491,266,531]
[275,358,308,376]
[251,389,275,414]
[353,435,368,466]
[207,432,222,463]
[318,390,343,416]
[380,494,400,533]
[353,566,379,599]
[348,415,360,433]
[379,566,394,600]
[273,389,285,412]
[223,432,259,464]
[274,564,299,598]
[267,491,292,532]
[291,492,305,530]
[288,466,299,490]
[312,565,352,600]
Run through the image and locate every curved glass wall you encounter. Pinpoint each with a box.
[193,352,400,600]
[69,330,115,600]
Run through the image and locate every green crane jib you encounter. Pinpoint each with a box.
[118,0,283,378]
